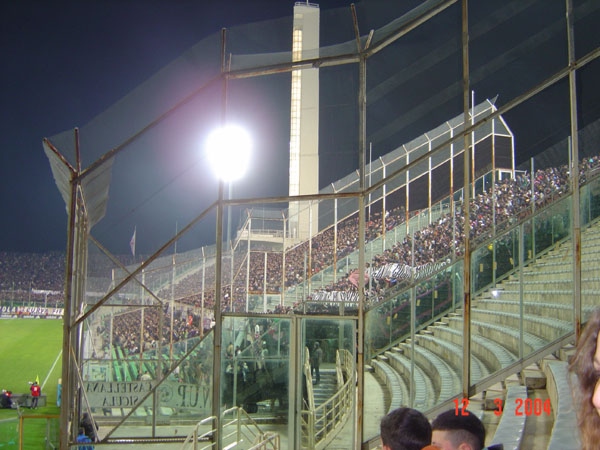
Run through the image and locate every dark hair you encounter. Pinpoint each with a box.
[431,408,485,450]
[78,428,85,435]
[380,407,432,450]
[569,307,600,450]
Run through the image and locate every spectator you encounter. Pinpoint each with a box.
[29,381,41,409]
[81,412,99,442]
[311,341,323,384]
[380,407,432,450]
[140,371,152,381]
[429,408,486,450]
[569,307,600,450]
[0,390,13,409]
[76,427,94,450]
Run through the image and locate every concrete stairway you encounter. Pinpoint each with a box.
[312,369,337,408]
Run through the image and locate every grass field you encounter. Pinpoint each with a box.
[0,319,63,448]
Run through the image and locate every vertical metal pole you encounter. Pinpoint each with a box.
[406,152,411,238]
[450,123,455,221]
[368,142,372,222]
[461,0,472,399]
[282,211,286,306]
[492,116,497,285]
[211,27,227,449]
[60,179,78,450]
[170,255,175,361]
[247,216,251,312]
[566,0,582,338]
[531,157,536,261]
[471,90,476,197]
[227,182,233,250]
[230,242,234,312]
[303,252,307,304]
[263,252,268,312]
[427,133,432,214]
[410,228,416,408]
[246,216,252,312]
[382,160,387,250]
[201,250,206,338]
[140,270,145,367]
[519,222,524,360]
[307,201,313,296]
[355,51,367,450]
[333,198,338,284]
[212,179,225,449]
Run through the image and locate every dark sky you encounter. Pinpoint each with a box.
[0,0,352,254]
[3,1,598,255]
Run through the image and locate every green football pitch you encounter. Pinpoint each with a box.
[0,319,63,448]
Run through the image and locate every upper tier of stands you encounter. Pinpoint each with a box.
[2,154,598,357]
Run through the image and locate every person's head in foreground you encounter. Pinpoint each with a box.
[428,408,485,450]
[380,407,432,450]
[569,307,600,450]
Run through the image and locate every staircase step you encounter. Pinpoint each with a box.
[520,364,547,390]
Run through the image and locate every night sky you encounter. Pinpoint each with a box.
[0,0,351,254]
[3,1,598,255]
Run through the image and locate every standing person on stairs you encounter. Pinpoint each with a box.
[311,341,323,384]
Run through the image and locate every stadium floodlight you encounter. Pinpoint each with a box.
[206,124,252,182]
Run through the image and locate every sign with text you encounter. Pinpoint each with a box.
[84,381,210,410]
[0,305,63,318]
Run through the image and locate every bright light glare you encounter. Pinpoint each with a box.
[206,125,252,182]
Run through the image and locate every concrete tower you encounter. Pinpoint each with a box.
[289,2,320,241]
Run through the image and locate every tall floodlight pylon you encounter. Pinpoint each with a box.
[289,3,320,242]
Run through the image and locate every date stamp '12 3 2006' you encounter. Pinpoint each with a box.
[453,397,552,417]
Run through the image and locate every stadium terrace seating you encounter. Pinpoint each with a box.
[542,359,582,450]
[369,359,406,413]
[367,216,600,447]
[488,384,528,450]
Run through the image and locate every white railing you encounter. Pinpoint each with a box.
[247,432,280,450]
[180,415,217,450]
[180,407,279,450]
[301,349,354,449]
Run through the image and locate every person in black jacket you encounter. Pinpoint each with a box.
[81,412,99,442]
[0,390,13,409]
[380,407,431,450]
[311,341,323,384]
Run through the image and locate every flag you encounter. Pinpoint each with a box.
[129,227,136,258]
[35,374,40,385]
[348,269,369,288]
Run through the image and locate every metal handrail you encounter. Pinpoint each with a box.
[180,406,280,450]
[180,415,217,450]
[221,406,258,447]
[301,349,355,449]
[247,432,280,450]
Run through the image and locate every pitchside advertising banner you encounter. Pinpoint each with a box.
[0,306,63,318]
[84,380,209,410]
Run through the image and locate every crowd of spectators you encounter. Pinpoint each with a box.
[106,155,598,353]
[308,156,598,304]
[0,251,64,307]
[96,303,205,358]
[0,251,64,291]
[2,155,599,355]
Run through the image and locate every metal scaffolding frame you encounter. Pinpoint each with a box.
[42,0,600,448]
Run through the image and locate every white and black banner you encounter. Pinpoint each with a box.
[0,305,64,318]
